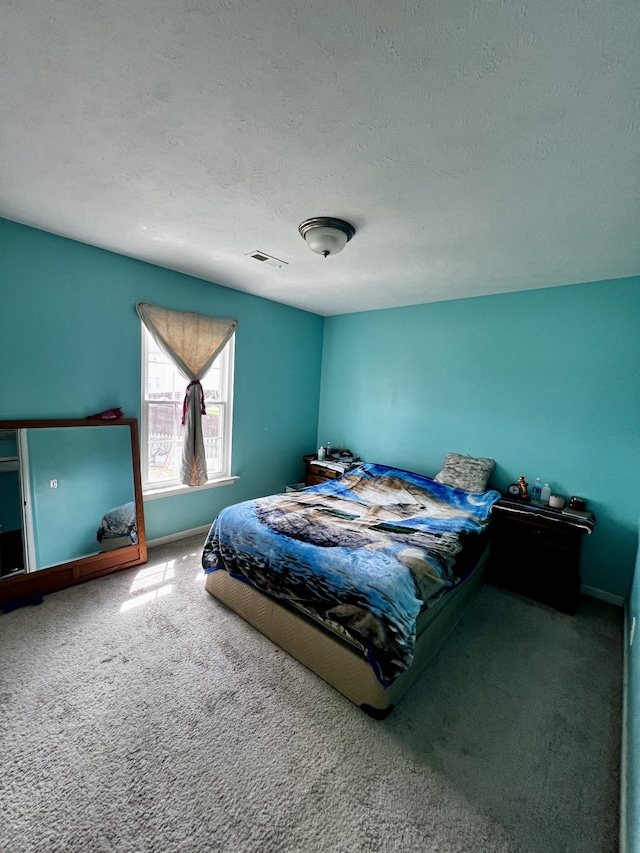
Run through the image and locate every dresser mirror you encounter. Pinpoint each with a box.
[0,418,147,603]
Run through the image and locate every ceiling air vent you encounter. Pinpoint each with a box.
[246,250,288,269]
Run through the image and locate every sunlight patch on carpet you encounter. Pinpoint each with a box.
[120,560,175,611]
[120,584,172,611]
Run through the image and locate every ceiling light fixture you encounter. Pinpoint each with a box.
[298,217,355,258]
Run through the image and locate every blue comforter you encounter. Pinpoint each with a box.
[203,463,500,684]
[96,501,138,545]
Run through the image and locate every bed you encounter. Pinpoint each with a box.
[203,459,500,716]
[97,501,138,551]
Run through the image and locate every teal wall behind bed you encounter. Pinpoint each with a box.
[0,218,324,542]
[2,216,638,598]
[318,278,640,598]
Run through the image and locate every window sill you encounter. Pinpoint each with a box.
[143,475,239,501]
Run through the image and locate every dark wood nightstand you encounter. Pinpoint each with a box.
[301,454,344,486]
[486,499,595,615]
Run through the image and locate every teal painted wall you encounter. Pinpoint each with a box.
[2,215,637,596]
[27,426,134,568]
[319,278,640,597]
[0,218,324,541]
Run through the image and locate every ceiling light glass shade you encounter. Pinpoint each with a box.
[298,217,355,258]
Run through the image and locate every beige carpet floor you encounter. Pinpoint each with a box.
[1,534,622,852]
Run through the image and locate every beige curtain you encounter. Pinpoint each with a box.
[136,302,237,486]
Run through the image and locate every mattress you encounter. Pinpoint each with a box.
[204,548,487,716]
[203,462,499,687]
[99,535,134,552]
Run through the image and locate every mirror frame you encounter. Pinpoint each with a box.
[0,418,147,605]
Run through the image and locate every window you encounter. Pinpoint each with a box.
[141,326,234,493]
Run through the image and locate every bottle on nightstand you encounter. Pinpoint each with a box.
[532,478,543,502]
[540,483,551,504]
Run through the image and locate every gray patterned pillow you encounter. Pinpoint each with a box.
[434,452,495,492]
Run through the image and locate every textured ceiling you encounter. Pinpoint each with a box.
[1,0,638,316]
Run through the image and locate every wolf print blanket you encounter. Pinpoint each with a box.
[203,463,501,685]
[97,501,138,545]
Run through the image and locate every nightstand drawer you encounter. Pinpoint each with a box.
[306,473,330,486]
[495,515,580,555]
[302,454,346,486]
[309,462,342,480]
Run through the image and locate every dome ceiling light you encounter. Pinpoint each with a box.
[298,217,356,258]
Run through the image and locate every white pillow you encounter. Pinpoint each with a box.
[434,452,495,492]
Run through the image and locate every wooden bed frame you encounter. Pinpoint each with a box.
[205,548,488,717]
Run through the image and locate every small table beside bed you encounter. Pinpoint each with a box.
[202,454,499,717]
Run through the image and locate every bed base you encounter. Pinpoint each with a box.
[204,551,487,715]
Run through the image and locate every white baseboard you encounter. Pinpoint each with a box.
[147,524,211,548]
[581,583,625,607]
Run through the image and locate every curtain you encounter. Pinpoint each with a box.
[136,302,237,486]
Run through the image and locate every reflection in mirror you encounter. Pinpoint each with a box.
[0,429,23,578]
[25,426,135,570]
[0,418,146,603]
